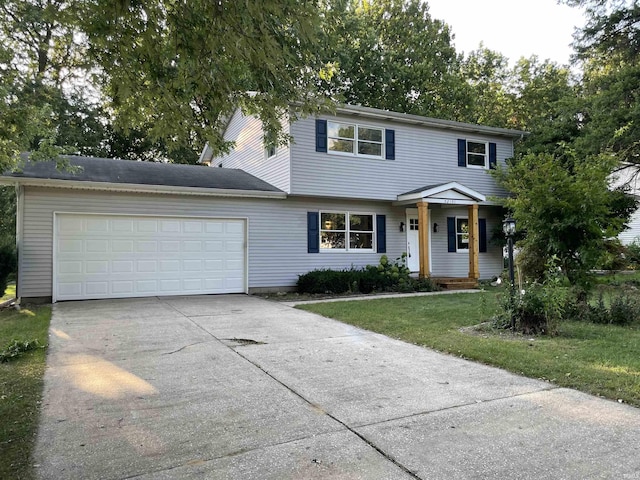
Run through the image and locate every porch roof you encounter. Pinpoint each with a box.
[394,182,486,206]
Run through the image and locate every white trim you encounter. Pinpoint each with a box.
[455,216,470,253]
[319,210,376,253]
[0,177,286,199]
[15,185,24,301]
[327,121,385,160]
[52,212,249,302]
[465,139,489,170]
[395,182,486,205]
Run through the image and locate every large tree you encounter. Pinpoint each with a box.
[78,0,333,157]
[563,0,640,163]
[317,0,470,120]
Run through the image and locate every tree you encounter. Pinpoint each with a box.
[317,0,470,120]
[562,0,640,163]
[78,0,333,157]
[494,151,633,284]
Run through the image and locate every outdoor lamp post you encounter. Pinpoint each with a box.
[503,217,516,330]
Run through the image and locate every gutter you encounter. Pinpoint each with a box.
[0,177,287,199]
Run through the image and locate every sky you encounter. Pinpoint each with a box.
[425,0,586,65]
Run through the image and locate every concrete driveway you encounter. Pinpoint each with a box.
[35,295,640,479]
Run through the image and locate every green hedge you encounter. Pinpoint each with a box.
[297,255,439,295]
[0,240,16,297]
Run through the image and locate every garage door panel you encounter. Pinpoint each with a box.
[55,214,246,301]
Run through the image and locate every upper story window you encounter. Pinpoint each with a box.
[266,145,276,159]
[466,141,487,168]
[458,138,497,170]
[327,122,384,158]
[320,211,374,251]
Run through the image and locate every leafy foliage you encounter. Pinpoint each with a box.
[0,339,44,363]
[494,151,630,284]
[297,255,438,294]
[318,0,469,120]
[0,239,17,296]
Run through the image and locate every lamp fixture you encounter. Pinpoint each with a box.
[502,217,516,237]
[433,223,439,233]
[399,221,405,233]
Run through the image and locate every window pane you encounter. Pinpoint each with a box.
[468,142,486,154]
[358,141,382,157]
[328,122,355,139]
[329,138,354,153]
[321,212,345,231]
[321,232,346,249]
[350,214,373,231]
[358,127,382,142]
[467,153,486,166]
[457,218,469,250]
[350,232,373,249]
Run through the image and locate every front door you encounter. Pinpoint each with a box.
[406,212,420,272]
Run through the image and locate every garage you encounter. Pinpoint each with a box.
[54,213,247,301]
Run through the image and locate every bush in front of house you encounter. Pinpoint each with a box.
[297,255,440,295]
[0,239,17,297]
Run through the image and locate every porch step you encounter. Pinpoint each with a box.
[432,277,478,290]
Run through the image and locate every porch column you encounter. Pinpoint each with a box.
[417,201,430,278]
[468,203,480,279]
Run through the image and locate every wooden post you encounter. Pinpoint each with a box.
[418,201,430,278]
[468,204,479,279]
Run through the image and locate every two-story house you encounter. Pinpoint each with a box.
[1,104,525,303]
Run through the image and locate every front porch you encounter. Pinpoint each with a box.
[395,182,487,286]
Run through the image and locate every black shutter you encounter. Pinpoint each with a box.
[385,129,395,160]
[479,218,487,253]
[447,217,456,252]
[316,119,327,152]
[457,139,466,167]
[489,142,497,169]
[376,215,386,253]
[308,212,319,253]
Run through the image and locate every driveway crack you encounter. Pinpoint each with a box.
[230,347,424,480]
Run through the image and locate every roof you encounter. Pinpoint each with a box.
[335,104,528,139]
[395,182,486,205]
[1,155,285,198]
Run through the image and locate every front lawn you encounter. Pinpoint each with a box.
[298,292,640,407]
[0,305,51,479]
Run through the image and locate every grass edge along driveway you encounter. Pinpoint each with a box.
[297,292,640,408]
[0,305,51,480]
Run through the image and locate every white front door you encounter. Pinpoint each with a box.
[406,208,431,274]
[406,211,420,272]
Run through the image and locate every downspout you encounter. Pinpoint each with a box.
[14,183,23,308]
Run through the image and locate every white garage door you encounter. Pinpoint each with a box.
[54,213,246,301]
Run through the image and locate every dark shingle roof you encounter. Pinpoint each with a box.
[400,183,449,196]
[4,155,282,193]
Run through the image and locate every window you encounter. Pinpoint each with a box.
[466,141,487,168]
[327,122,384,158]
[320,212,374,251]
[266,145,276,159]
[456,217,469,251]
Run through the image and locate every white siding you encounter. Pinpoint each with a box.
[620,207,640,245]
[218,110,291,193]
[429,206,504,278]
[19,188,505,299]
[290,114,513,200]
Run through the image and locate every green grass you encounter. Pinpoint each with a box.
[0,305,51,479]
[298,292,640,407]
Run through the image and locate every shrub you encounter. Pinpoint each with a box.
[297,254,440,295]
[0,239,16,296]
[492,257,567,335]
[598,239,629,271]
[580,292,640,326]
[627,240,640,269]
[297,268,357,294]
